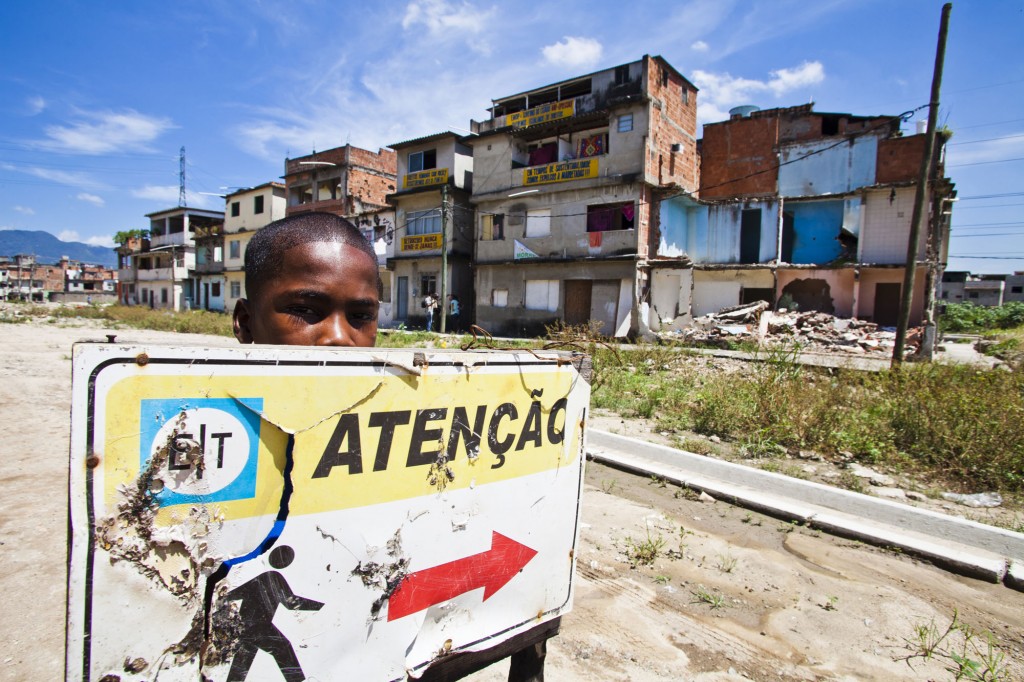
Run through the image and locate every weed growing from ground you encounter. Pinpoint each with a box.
[690,585,726,609]
[624,524,667,568]
[898,610,1009,681]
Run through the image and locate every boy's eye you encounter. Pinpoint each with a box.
[285,305,320,319]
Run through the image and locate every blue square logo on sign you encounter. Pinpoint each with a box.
[140,398,263,506]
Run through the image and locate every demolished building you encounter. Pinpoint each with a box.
[649,104,955,334]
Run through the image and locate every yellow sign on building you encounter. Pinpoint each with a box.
[402,232,443,251]
[403,168,449,189]
[506,100,575,128]
[523,158,599,186]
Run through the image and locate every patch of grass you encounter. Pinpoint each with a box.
[624,524,666,568]
[690,584,726,609]
[715,552,738,573]
[592,344,1024,493]
[898,610,1009,681]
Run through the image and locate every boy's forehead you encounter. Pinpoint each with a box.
[279,240,373,269]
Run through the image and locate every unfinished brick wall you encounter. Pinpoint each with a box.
[876,134,926,184]
[644,57,700,192]
[700,115,778,199]
[284,145,397,217]
[347,166,397,209]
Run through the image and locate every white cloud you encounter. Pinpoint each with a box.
[402,0,493,34]
[86,234,115,248]
[690,40,709,53]
[693,60,825,123]
[1,163,107,191]
[58,230,113,247]
[767,61,825,96]
[131,185,217,209]
[541,36,603,69]
[76,193,105,207]
[37,109,175,155]
[26,96,46,115]
[13,205,34,215]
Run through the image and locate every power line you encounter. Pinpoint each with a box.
[948,156,1024,168]
[958,192,1024,200]
[952,202,1024,210]
[948,132,1024,146]
[949,233,1024,238]
[952,117,1024,131]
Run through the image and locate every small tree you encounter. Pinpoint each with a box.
[113,229,149,245]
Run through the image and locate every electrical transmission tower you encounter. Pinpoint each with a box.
[179,146,186,207]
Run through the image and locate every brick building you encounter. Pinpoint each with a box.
[468,55,699,337]
[649,104,955,331]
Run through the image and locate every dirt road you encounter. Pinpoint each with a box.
[1,319,1021,681]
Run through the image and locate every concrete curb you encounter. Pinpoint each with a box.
[587,429,1024,590]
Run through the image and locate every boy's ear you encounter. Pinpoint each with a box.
[232,298,254,344]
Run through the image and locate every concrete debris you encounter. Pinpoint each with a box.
[941,491,1003,508]
[662,304,921,355]
[847,463,894,487]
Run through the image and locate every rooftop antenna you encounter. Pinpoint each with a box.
[178,146,186,207]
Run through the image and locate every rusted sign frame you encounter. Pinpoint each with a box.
[67,344,590,681]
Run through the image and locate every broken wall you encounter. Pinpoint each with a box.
[649,267,693,330]
[692,269,774,317]
[783,199,857,264]
[778,134,879,197]
[776,268,855,317]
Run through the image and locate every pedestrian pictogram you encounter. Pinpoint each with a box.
[224,545,323,682]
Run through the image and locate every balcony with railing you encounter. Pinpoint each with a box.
[137,267,175,281]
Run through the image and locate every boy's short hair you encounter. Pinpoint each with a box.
[244,212,381,301]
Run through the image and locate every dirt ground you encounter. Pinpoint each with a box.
[1,318,1022,681]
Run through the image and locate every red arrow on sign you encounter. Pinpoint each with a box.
[387,531,538,621]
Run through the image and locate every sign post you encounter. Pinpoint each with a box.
[67,344,590,681]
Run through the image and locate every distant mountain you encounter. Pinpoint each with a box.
[0,230,116,267]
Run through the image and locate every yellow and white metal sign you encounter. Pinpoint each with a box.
[67,344,591,681]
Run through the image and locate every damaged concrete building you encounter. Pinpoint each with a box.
[385,132,475,329]
[467,55,699,337]
[650,104,955,332]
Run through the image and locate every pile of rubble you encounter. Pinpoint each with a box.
[664,301,919,355]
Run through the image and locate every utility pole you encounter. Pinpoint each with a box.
[440,183,449,334]
[892,2,951,369]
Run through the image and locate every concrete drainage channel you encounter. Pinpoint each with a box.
[586,429,1024,591]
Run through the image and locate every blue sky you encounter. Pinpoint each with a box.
[1,0,1021,273]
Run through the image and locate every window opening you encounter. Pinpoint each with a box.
[408,149,437,173]
[586,203,635,232]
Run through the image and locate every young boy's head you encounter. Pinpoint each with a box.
[232,212,380,347]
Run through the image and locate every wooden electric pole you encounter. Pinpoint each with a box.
[892,2,952,368]
[440,183,449,334]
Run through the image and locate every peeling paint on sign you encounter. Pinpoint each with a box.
[68,345,589,681]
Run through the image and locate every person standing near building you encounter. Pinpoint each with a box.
[422,292,436,332]
[448,295,460,332]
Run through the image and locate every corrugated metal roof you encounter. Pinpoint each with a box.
[387,131,462,149]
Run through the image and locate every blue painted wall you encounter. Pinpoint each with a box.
[786,200,844,263]
[659,196,777,264]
